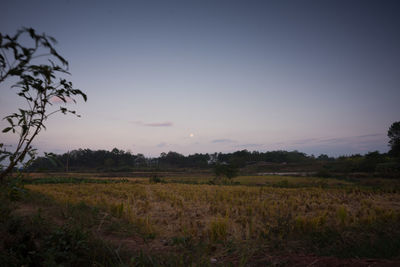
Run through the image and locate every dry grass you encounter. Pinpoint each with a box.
[234,175,354,187]
[26,182,400,242]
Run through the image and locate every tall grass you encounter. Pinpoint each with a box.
[25,182,400,258]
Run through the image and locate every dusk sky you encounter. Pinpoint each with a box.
[1,0,400,157]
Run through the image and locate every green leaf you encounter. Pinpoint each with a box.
[2,127,12,133]
[45,152,59,167]
[21,125,28,136]
[28,28,35,39]
[81,92,87,101]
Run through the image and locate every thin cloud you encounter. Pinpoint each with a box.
[145,122,173,127]
[211,139,235,143]
[318,133,385,145]
[319,138,342,144]
[354,133,384,139]
[235,143,263,148]
[286,134,385,147]
[157,142,167,148]
[291,138,319,145]
[271,142,285,146]
[132,121,173,127]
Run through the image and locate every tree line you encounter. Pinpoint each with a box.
[28,149,317,171]
[27,148,400,176]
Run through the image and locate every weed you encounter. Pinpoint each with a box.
[209,217,228,242]
[149,174,163,183]
[22,176,129,185]
[336,205,348,225]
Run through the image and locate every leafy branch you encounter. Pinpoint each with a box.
[0,28,87,181]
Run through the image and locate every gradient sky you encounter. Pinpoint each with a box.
[1,0,400,157]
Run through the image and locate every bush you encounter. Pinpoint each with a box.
[375,162,400,177]
[149,174,163,183]
[315,169,332,178]
[43,224,90,265]
[214,163,239,180]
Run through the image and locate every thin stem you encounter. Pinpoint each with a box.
[0,47,11,68]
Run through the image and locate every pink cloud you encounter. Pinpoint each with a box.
[132,121,174,127]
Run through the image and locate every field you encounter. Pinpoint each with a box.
[2,174,400,266]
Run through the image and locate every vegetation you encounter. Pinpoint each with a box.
[26,147,400,179]
[0,28,86,181]
[1,174,397,265]
[0,183,130,266]
[21,176,129,185]
[212,163,239,184]
[1,27,399,267]
[388,121,400,157]
[2,124,400,265]
[24,122,400,177]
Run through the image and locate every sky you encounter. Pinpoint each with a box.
[1,0,400,157]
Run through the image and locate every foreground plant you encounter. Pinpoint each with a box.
[0,28,86,181]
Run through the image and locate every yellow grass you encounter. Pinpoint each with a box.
[233,175,353,186]
[26,182,400,242]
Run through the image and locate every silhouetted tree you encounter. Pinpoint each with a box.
[214,163,239,180]
[0,28,87,181]
[388,121,400,157]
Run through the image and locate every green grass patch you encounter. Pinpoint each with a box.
[21,176,129,185]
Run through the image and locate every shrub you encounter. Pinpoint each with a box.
[149,174,163,183]
[315,169,332,178]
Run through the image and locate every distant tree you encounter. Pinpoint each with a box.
[224,165,239,179]
[111,148,123,155]
[388,121,400,157]
[362,151,385,172]
[317,154,330,160]
[317,154,334,161]
[159,151,185,167]
[104,158,115,168]
[186,153,210,168]
[230,150,251,167]
[214,163,239,180]
[0,28,87,181]
[134,153,146,166]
